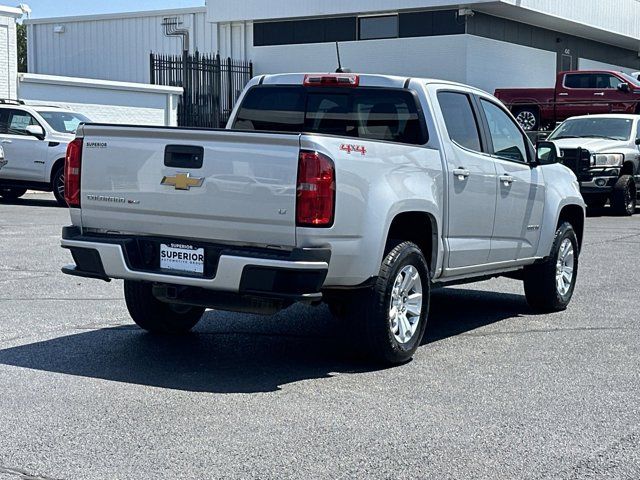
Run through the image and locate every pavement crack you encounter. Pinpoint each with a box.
[0,465,61,480]
[558,431,640,480]
[586,232,640,246]
[461,326,628,337]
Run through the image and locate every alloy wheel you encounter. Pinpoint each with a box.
[389,265,423,344]
[516,111,537,131]
[555,238,575,296]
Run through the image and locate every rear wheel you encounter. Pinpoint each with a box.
[523,222,578,312]
[333,241,430,365]
[0,187,27,200]
[124,280,205,334]
[611,175,636,216]
[513,107,539,131]
[52,164,67,207]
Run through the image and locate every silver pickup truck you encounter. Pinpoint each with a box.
[61,73,585,364]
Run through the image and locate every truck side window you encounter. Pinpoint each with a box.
[564,74,596,89]
[437,92,482,152]
[480,100,527,163]
[6,109,40,136]
[595,74,623,89]
[0,110,8,134]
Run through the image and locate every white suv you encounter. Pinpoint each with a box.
[0,100,91,206]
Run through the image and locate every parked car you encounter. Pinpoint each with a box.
[547,114,640,215]
[60,73,585,364]
[0,100,91,206]
[495,70,640,131]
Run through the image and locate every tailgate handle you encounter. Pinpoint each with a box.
[164,145,204,169]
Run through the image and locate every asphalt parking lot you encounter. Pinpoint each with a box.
[0,193,638,480]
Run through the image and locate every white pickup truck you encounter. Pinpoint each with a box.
[61,73,585,364]
[0,101,91,206]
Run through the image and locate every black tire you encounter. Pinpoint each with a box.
[335,241,430,365]
[51,164,67,207]
[0,187,27,200]
[513,107,539,131]
[523,222,579,312]
[123,280,205,334]
[610,175,636,216]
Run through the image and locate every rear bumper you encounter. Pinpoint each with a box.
[60,226,330,302]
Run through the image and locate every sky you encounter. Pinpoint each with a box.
[22,0,205,19]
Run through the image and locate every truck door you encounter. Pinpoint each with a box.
[0,109,47,182]
[600,73,639,113]
[436,91,497,269]
[477,99,545,262]
[556,73,610,121]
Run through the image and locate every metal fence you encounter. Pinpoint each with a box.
[150,52,253,128]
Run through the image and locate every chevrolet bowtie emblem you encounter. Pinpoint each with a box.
[161,173,204,191]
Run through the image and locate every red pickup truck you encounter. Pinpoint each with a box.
[495,70,640,131]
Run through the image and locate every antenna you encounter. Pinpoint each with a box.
[335,42,350,73]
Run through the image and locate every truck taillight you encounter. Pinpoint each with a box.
[296,150,335,227]
[303,74,359,87]
[65,138,83,208]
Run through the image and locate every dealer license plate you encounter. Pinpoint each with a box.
[160,243,205,274]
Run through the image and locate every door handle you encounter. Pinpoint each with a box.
[558,93,569,96]
[0,140,12,144]
[453,168,470,180]
[594,92,605,96]
[499,175,515,186]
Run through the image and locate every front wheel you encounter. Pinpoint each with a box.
[611,175,636,216]
[124,280,205,334]
[52,165,67,207]
[523,222,579,312]
[0,187,27,200]
[335,241,430,365]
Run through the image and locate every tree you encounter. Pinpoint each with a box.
[17,23,27,73]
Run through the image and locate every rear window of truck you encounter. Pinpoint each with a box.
[233,85,427,145]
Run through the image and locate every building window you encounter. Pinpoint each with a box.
[399,10,465,38]
[358,15,399,40]
[252,9,465,47]
[253,17,357,47]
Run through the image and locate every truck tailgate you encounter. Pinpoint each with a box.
[78,125,301,247]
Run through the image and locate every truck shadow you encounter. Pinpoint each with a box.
[0,197,61,208]
[0,288,533,394]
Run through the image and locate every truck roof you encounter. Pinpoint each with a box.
[259,73,491,96]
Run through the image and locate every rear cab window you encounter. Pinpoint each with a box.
[437,91,483,152]
[233,85,427,145]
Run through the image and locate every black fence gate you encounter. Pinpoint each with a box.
[150,52,253,128]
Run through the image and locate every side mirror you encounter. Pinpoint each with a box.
[25,125,45,140]
[535,141,562,165]
[618,82,630,93]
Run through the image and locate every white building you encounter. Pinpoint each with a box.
[25,1,640,94]
[0,4,21,99]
